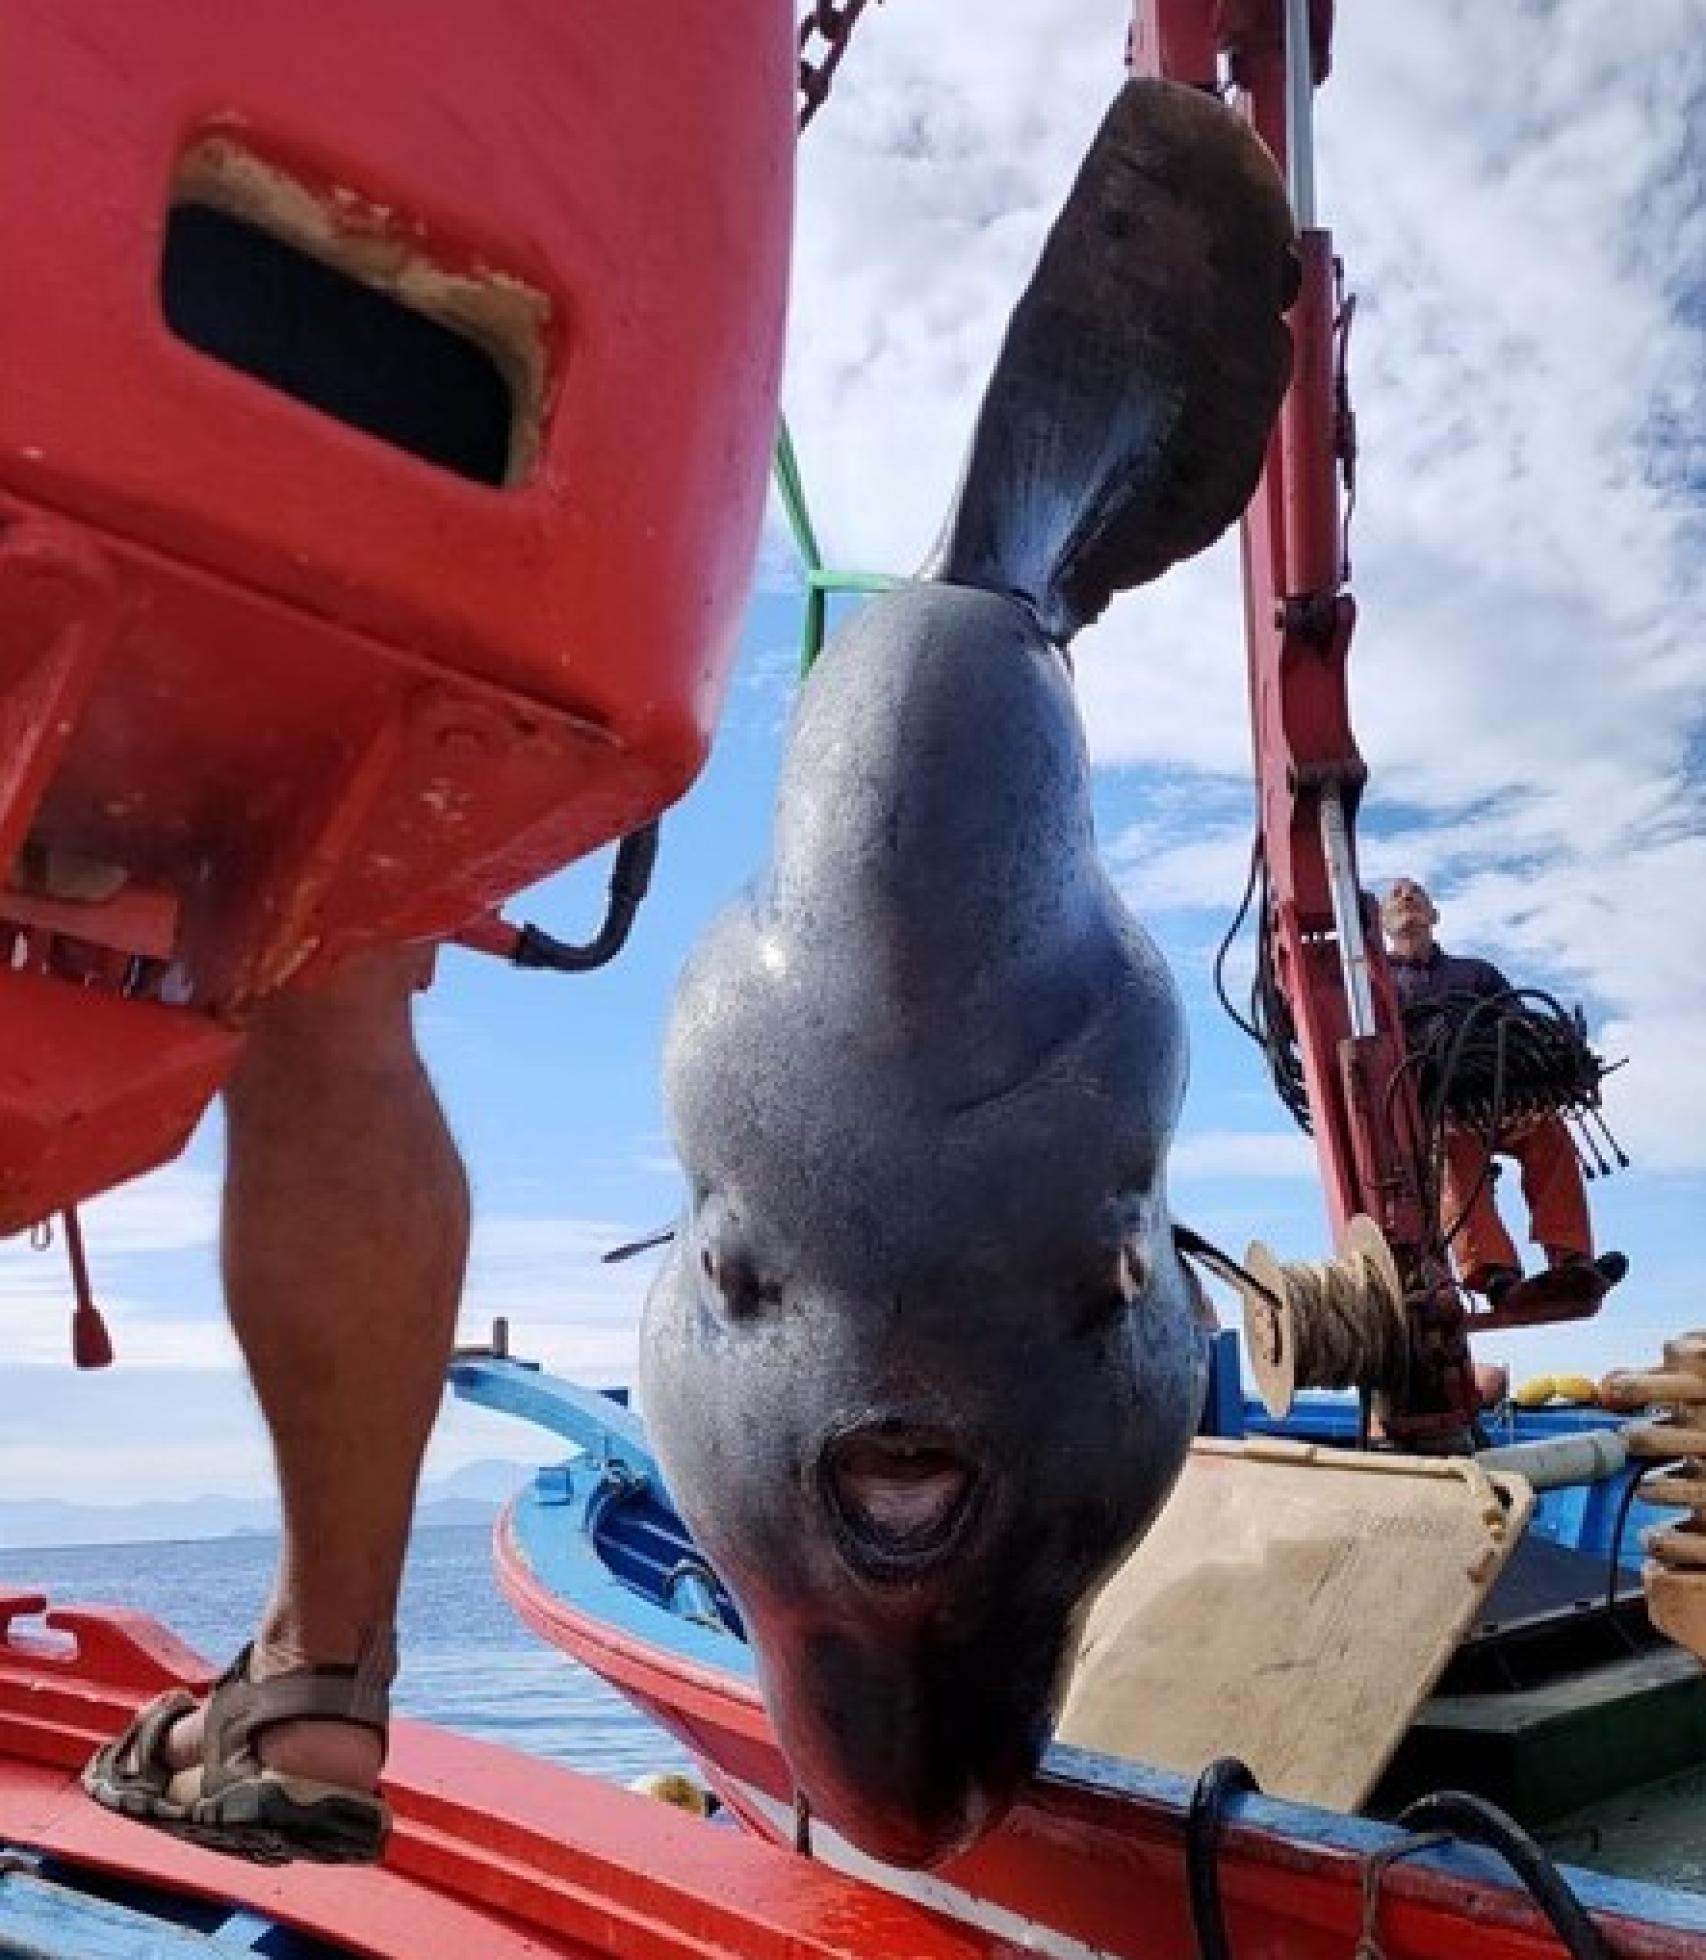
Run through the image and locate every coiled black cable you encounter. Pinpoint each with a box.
[1212,841,1629,1261]
[1404,986,1625,1266]
[1405,987,1610,1138]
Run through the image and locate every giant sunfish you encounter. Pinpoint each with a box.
[641,78,1296,1869]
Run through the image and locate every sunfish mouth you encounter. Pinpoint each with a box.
[821,1425,982,1579]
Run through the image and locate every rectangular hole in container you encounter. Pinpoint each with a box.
[161,202,517,487]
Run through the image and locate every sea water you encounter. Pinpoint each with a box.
[0,1522,687,1787]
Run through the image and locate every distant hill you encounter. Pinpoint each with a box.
[0,1457,540,1552]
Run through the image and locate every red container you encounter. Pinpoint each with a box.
[0,0,791,1226]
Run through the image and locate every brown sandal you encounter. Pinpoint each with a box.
[83,1632,394,1866]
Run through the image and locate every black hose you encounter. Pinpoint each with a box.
[1604,1457,1683,1620]
[1185,1757,1260,1960]
[1212,837,1264,1046]
[1211,839,1314,1136]
[511,822,661,974]
[1185,1763,1613,1960]
[1173,1224,1283,1313]
[1394,1792,1614,1960]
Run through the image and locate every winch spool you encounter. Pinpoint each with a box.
[1236,1214,1409,1419]
[1599,1331,1706,1663]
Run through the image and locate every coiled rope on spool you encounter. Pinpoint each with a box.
[1228,1215,1409,1419]
[1184,1218,1409,1420]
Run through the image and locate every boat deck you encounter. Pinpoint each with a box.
[0,1590,1023,1960]
[1547,1767,1706,1895]
[1476,1533,1640,1637]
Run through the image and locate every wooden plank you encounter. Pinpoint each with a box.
[1058,1438,1532,1813]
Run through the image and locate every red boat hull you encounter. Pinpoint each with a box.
[0,1591,1023,1959]
[494,1511,1706,1960]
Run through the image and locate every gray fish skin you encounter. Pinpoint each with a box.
[640,77,1294,1871]
[642,585,1203,1868]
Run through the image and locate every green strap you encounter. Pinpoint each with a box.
[773,417,901,674]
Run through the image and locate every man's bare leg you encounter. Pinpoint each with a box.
[164,948,469,1788]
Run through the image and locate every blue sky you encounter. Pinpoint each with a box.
[3,0,1703,1510]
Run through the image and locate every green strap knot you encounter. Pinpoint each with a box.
[773,418,901,673]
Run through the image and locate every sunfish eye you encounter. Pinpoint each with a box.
[698,1241,780,1322]
[1073,1241,1150,1334]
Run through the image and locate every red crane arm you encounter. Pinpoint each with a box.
[1128,0,1426,1259]
[1126,4,1498,1438]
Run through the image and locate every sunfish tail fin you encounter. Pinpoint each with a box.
[922,78,1297,643]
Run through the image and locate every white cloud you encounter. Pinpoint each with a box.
[0,1365,273,1506]
[86,1163,220,1251]
[1595,1013,1706,1175]
[1106,811,1254,917]
[0,1191,665,1495]
[0,1161,220,1261]
[1172,1130,1319,1183]
[784,0,1125,575]
[3,1312,239,1370]
[0,1161,223,1367]
[457,1212,658,1347]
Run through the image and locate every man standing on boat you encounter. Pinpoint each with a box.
[1380,877,1627,1318]
[77,930,464,1864]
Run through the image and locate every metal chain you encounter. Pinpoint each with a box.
[785,1,896,678]
[797,0,881,131]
